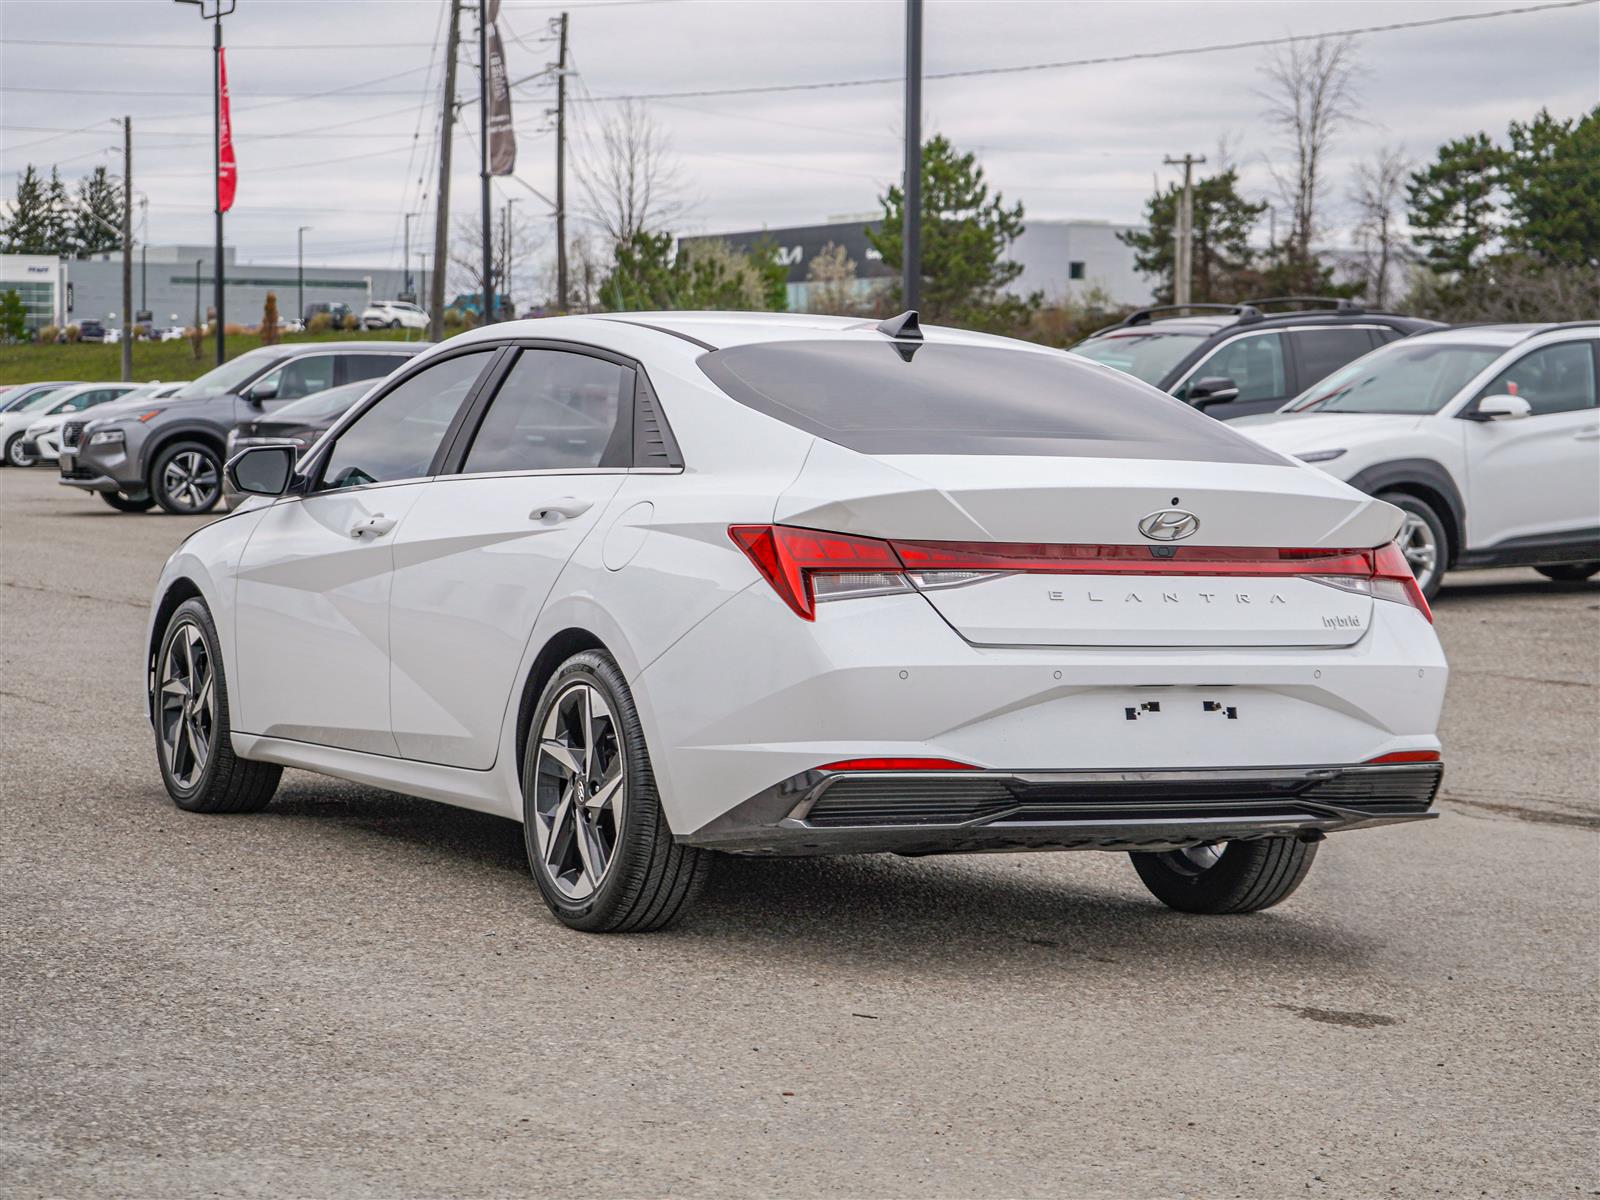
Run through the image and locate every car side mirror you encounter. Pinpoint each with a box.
[227,444,296,496]
[1471,393,1532,421]
[1188,376,1241,407]
[245,376,279,406]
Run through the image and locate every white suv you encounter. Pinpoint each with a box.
[1235,323,1599,596]
[361,299,429,331]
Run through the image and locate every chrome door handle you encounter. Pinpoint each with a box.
[529,496,593,524]
[349,514,397,539]
[1574,429,1600,441]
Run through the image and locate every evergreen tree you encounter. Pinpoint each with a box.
[72,166,123,256]
[1,165,53,254]
[1501,107,1600,267]
[1119,169,1267,303]
[1406,132,1503,276]
[600,231,787,312]
[867,135,1036,328]
[0,289,27,343]
[43,168,73,257]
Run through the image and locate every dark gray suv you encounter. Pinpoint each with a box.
[60,341,428,513]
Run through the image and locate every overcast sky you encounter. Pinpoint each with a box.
[2,0,1597,281]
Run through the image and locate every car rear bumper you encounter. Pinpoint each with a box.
[685,761,1442,855]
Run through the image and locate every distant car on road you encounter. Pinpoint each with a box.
[62,341,428,513]
[361,300,429,331]
[76,319,108,343]
[157,326,189,342]
[2,382,141,467]
[302,302,354,329]
[1070,298,1444,420]
[1235,322,1600,597]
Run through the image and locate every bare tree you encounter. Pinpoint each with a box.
[805,242,864,315]
[1259,35,1363,282]
[448,210,543,310]
[1350,144,1411,307]
[575,99,689,247]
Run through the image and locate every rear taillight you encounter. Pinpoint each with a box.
[731,525,1433,624]
[729,525,909,619]
[1365,749,1441,764]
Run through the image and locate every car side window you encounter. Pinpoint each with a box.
[317,351,494,492]
[459,349,631,474]
[274,355,338,401]
[1476,342,1597,416]
[341,354,412,386]
[1189,333,1287,403]
[1293,328,1377,390]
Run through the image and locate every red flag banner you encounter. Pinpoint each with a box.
[218,48,237,212]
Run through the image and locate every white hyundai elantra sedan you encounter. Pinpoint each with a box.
[148,311,1446,932]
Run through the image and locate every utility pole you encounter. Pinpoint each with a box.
[503,196,517,317]
[194,258,202,332]
[1164,153,1205,307]
[211,7,227,364]
[478,1,493,324]
[297,225,310,321]
[121,116,132,381]
[403,211,421,298]
[902,0,922,311]
[430,0,462,340]
[554,10,569,311]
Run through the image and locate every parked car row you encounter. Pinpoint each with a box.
[6,304,1595,599]
[1070,301,1599,596]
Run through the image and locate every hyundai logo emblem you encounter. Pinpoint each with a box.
[1137,508,1200,542]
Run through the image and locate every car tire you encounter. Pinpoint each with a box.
[1130,836,1318,914]
[1379,490,1449,600]
[154,597,281,814]
[1536,563,1600,582]
[5,433,34,467]
[150,441,223,514]
[100,490,155,513]
[388,318,401,330]
[522,649,712,932]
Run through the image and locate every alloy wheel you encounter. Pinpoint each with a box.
[7,436,32,467]
[532,681,626,901]
[158,620,217,791]
[1397,511,1439,593]
[162,450,220,512]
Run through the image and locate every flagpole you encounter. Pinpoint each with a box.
[213,8,224,365]
[479,1,493,324]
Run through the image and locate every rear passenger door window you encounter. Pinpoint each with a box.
[460,349,632,474]
[1292,328,1378,392]
[274,355,338,401]
[317,351,495,491]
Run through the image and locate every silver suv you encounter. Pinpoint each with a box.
[60,341,427,514]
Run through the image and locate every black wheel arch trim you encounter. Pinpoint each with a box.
[1344,459,1465,565]
[141,424,229,478]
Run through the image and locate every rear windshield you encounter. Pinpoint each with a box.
[698,339,1279,462]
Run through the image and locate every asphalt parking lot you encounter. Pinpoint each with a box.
[2,463,1596,1199]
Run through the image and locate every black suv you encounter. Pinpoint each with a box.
[1071,298,1444,419]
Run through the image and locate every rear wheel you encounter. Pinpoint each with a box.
[1379,491,1448,600]
[522,650,711,932]
[1536,562,1599,582]
[388,318,402,329]
[151,441,222,514]
[154,598,281,814]
[100,490,154,512]
[5,433,33,467]
[1130,836,1318,914]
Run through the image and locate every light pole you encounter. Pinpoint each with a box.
[176,0,235,366]
[902,0,923,311]
[403,212,421,300]
[478,2,493,323]
[297,225,311,322]
[193,258,202,331]
[503,197,517,317]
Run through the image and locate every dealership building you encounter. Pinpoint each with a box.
[0,245,410,334]
[679,216,1153,312]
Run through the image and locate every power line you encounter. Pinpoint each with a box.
[573,0,1596,103]
[4,38,437,50]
